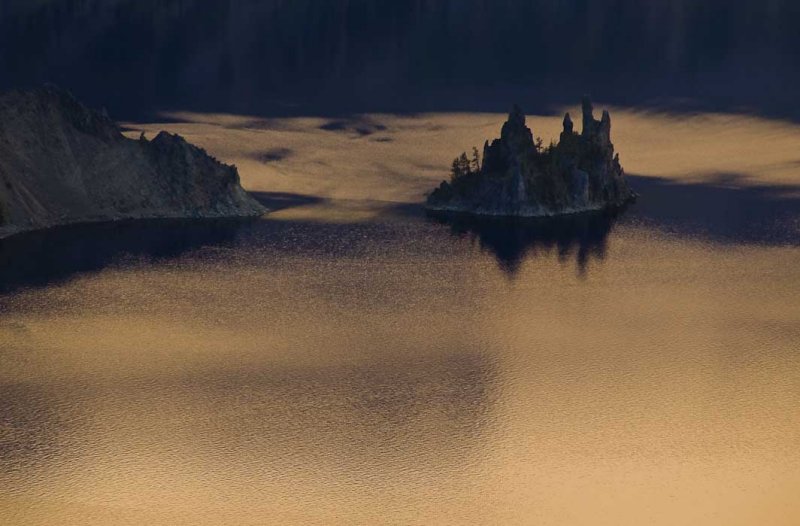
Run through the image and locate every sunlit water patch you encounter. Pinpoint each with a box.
[0,198,798,525]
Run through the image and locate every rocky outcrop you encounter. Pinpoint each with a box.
[0,86,265,238]
[427,97,635,217]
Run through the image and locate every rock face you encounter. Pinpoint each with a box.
[0,87,265,237]
[427,97,635,217]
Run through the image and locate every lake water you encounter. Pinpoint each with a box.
[1,171,799,524]
[3,2,800,522]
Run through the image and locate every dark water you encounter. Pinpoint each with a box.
[3,171,798,293]
[1,2,800,524]
[0,196,798,525]
[2,0,800,120]
[0,210,617,292]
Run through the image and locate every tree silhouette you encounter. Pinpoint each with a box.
[459,152,470,175]
[450,157,463,182]
[471,146,481,172]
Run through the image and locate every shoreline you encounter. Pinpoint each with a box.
[0,208,267,241]
[425,195,636,219]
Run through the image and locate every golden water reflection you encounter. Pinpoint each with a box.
[2,106,800,525]
[1,216,799,525]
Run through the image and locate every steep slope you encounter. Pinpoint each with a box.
[0,86,265,237]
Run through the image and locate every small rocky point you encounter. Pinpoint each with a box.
[0,86,265,237]
[427,97,636,217]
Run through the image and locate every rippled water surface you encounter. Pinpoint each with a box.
[1,196,799,525]
[3,1,800,521]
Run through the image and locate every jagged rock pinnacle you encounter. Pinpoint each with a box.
[500,104,534,156]
[581,95,595,137]
[598,110,612,148]
[563,113,573,134]
[427,97,636,217]
[508,104,525,125]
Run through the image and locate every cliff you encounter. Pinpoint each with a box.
[427,97,636,217]
[0,87,265,238]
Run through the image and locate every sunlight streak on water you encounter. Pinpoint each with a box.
[0,213,799,525]
[2,106,800,525]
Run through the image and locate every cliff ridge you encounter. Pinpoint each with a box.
[0,87,265,237]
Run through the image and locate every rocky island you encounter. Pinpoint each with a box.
[427,97,636,217]
[0,87,265,238]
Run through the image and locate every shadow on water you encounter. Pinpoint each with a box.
[625,174,800,246]
[1,179,798,292]
[0,218,255,295]
[250,147,293,164]
[425,173,800,276]
[426,208,622,276]
[0,192,324,295]
[249,191,325,212]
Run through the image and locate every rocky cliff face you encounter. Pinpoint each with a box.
[0,87,265,237]
[427,97,635,217]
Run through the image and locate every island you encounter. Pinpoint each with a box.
[0,86,265,238]
[427,97,636,217]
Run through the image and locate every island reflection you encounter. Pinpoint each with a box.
[427,208,622,275]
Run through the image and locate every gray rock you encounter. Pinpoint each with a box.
[563,113,574,134]
[0,86,265,238]
[427,98,636,217]
[581,96,596,138]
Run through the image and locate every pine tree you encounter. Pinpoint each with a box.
[459,152,471,175]
[471,146,481,172]
[451,157,462,182]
